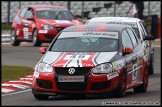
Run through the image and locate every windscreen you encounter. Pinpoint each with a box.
[50,32,119,52]
[36,8,75,20]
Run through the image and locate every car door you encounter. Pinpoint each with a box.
[122,29,136,88]
[126,28,144,84]
[22,7,35,40]
[16,7,28,39]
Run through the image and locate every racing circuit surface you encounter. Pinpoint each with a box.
[1,46,161,106]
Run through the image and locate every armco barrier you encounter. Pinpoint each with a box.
[1,34,10,43]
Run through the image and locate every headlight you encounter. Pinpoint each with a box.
[43,24,54,30]
[93,63,113,74]
[36,62,53,73]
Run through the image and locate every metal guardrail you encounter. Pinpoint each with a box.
[1,34,10,43]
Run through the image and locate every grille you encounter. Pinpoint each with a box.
[44,34,54,39]
[54,67,92,75]
[91,81,111,90]
[36,79,53,89]
[55,69,90,91]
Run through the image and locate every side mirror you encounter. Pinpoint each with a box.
[124,47,133,54]
[26,16,34,20]
[38,47,47,54]
[143,35,154,40]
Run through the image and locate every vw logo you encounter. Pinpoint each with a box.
[68,68,75,74]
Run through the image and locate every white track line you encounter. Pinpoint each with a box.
[9,80,32,84]
[2,84,30,89]
[2,89,32,97]
[2,88,15,93]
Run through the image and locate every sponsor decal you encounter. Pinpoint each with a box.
[53,52,96,67]
[107,72,119,80]
[59,32,118,39]
[58,76,84,82]
[132,64,138,83]
[106,22,137,28]
[90,18,136,23]
[39,30,48,33]
[64,55,91,60]
[23,28,29,39]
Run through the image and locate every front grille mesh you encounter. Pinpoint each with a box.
[54,67,91,75]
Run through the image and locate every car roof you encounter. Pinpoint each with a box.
[62,24,132,32]
[88,17,141,23]
[22,5,67,10]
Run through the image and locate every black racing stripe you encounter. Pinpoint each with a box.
[50,52,64,65]
[94,52,100,65]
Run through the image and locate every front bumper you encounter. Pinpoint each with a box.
[38,30,58,41]
[32,71,120,95]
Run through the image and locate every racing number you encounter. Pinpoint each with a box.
[132,64,137,83]
[23,27,29,39]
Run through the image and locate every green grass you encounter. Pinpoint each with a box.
[1,23,12,30]
[2,65,34,83]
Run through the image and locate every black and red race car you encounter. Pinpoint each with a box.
[11,5,83,46]
[32,24,152,100]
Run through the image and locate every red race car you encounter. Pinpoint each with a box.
[32,24,151,100]
[11,5,83,46]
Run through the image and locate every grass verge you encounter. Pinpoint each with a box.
[2,65,34,83]
[1,23,12,30]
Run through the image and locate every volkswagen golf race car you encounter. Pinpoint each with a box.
[11,5,83,46]
[86,17,155,75]
[32,24,152,100]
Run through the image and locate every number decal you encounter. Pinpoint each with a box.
[132,64,137,83]
[23,27,29,39]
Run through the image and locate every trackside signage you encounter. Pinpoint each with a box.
[59,32,119,39]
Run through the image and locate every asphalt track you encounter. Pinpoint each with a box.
[1,46,161,106]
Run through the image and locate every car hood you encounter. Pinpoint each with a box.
[37,19,82,27]
[42,51,118,67]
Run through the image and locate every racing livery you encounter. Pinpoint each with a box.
[32,24,151,100]
[86,17,155,75]
[11,5,83,46]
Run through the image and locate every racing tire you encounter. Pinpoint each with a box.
[32,29,41,46]
[10,29,20,46]
[133,67,148,93]
[34,94,49,100]
[112,72,127,98]
[149,54,154,75]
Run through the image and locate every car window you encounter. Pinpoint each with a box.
[25,8,34,18]
[139,21,148,35]
[36,8,75,20]
[50,32,119,52]
[122,29,133,49]
[138,22,145,38]
[56,11,75,20]
[20,7,28,18]
[132,27,140,40]
[126,28,138,47]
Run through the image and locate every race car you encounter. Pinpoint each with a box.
[32,24,153,100]
[11,5,83,46]
[86,17,155,75]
